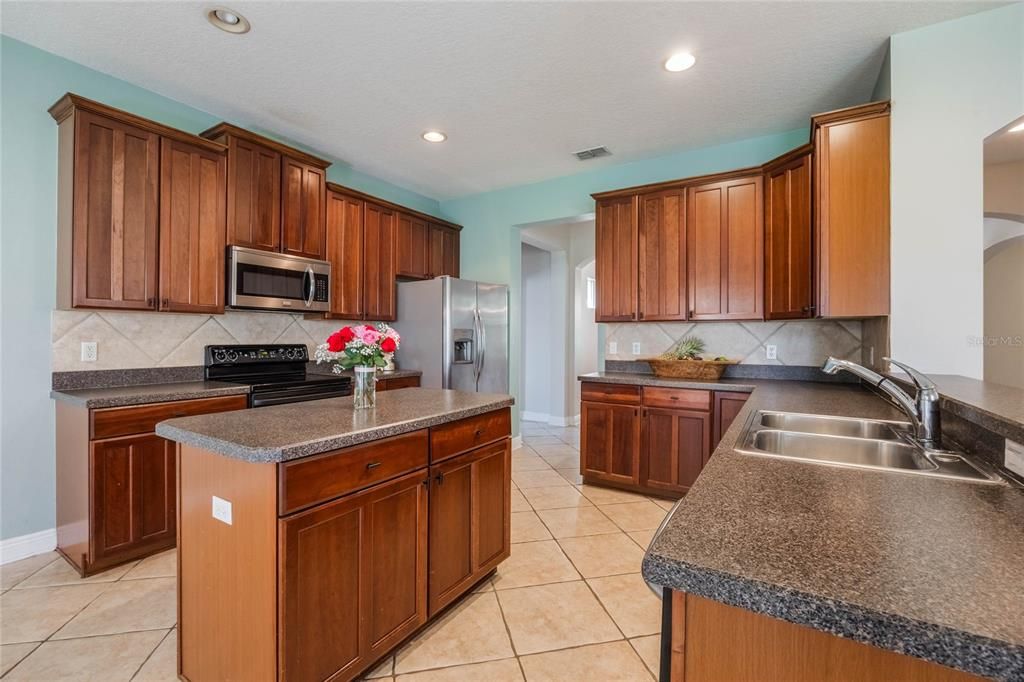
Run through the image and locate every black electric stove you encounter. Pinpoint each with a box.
[205,344,352,408]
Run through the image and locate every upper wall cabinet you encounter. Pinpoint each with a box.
[281,157,327,259]
[638,189,687,321]
[813,102,890,318]
[221,134,280,251]
[397,213,430,279]
[363,201,398,321]
[764,146,813,320]
[51,94,227,312]
[428,223,460,279]
[595,196,639,322]
[687,174,764,320]
[326,189,365,319]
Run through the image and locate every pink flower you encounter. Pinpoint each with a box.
[358,325,381,345]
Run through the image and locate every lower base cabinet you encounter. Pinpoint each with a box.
[581,401,642,485]
[641,408,710,495]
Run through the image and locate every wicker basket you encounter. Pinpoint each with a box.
[646,358,735,380]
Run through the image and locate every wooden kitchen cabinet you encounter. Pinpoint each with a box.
[595,196,639,321]
[638,188,687,320]
[642,408,710,495]
[326,189,365,318]
[376,375,422,391]
[813,102,891,318]
[158,138,227,313]
[397,213,431,279]
[364,201,398,321]
[282,156,327,259]
[428,223,460,278]
[764,146,813,320]
[713,391,750,450]
[687,174,764,320]
[428,440,511,615]
[280,469,428,682]
[222,135,281,251]
[581,400,642,486]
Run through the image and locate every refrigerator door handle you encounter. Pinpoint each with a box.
[472,308,483,385]
[477,307,487,387]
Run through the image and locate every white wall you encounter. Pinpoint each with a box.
[889,3,1024,378]
[520,243,553,419]
[984,237,1024,389]
[575,260,599,407]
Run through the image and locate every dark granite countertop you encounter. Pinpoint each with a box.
[156,388,514,463]
[579,370,760,392]
[616,378,1024,681]
[51,381,251,408]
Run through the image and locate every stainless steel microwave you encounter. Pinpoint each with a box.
[227,246,331,313]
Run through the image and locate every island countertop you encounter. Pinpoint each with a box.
[155,387,514,463]
[619,377,1024,681]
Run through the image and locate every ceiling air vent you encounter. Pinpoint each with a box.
[573,146,612,161]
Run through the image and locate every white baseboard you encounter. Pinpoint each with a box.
[520,411,549,423]
[1,528,57,565]
[511,435,524,449]
[522,411,580,428]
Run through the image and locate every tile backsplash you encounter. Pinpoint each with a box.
[51,310,371,372]
[604,320,863,366]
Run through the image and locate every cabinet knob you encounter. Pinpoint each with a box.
[474,429,483,439]
[435,472,445,485]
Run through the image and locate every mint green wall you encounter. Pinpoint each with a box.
[0,36,441,541]
[439,127,809,433]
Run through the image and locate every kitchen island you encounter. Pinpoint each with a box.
[156,388,514,682]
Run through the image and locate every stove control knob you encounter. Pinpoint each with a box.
[286,348,297,360]
[212,349,227,363]
[226,350,238,362]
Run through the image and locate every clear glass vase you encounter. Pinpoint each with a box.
[353,366,377,409]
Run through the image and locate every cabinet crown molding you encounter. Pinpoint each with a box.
[49,93,227,154]
[326,181,462,232]
[810,100,891,135]
[200,121,331,169]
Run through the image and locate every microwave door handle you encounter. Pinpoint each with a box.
[303,265,315,308]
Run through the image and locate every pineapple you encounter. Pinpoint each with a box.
[662,335,705,361]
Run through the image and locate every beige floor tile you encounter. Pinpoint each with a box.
[15,556,135,589]
[53,577,176,639]
[535,507,617,539]
[0,583,110,644]
[599,501,668,532]
[629,635,662,677]
[521,436,562,447]
[0,552,58,591]
[629,529,656,550]
[472,577,494,593]
[557,533,646,578]
[538,453,579,469]
[530,444,577,458]
[519,640,653,681]
[556,469,585,485]
[588,573,662,637]
[394,592,513,673]
[364,653,394,678]
[1,642,39,676]
[520,485,590,511]
[133,629,176,681]
[511,511,552,543]
[492,540,580,591]
[512,454,553,473]
[5,630,165,681]
[497,581,621,655]
[510,488,531,513]
[395,657,523,681]
[122,549,176,580]
[651,498,677,511]
[576,484,652,506]
[512,470,569,489]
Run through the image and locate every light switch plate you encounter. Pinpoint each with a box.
[81,342,97,362]
[765,344,778,361]
[608,341,618,355]
[631,342,641,355]
[1005,439,1024,478]
[212,496,233,525]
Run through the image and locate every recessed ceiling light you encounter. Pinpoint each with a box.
[207,7,250,34]
[664,52,697,72]
[422,131,447,143]
[1009,121,1024,133]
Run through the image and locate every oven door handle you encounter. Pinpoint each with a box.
[303,265,315,308]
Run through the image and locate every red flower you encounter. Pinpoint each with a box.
[338,326,356,344]
[327,327,356,352]
[380,337,397,353]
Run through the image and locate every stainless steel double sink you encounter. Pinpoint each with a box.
[736,411,1005,484]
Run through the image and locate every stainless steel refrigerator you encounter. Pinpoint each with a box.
[396,277,509,394]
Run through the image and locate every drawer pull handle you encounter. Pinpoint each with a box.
[173,412,186,417]
[366,461,381,470]
[474,429,483,438]
[670,396,678,401]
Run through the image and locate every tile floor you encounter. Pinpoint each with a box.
[0,423,671,681]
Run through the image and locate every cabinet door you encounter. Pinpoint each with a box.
[72,110,159,310]
[445,229,460,278]
[326,190,365,318]
[765,151,813,320]
[364,202,397,321]
[91,434,175,569]
[159,138,227,314]
[280,470,427,682]
[581,402,641,485]
[713,392,750,452]
[595,196,639,321]
[397,213,430,279]
[642,408,710,495]
[428,440,510,616]
[815,113,890,317]
[427,224,460,278]
[281,157,327,259]
[687,176,764,320]
[638,189,687,321]
[225,136,280,251]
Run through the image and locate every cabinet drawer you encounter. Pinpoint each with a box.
[430,408,511,463]
[378,375,421,391]
[581,382,642,405]
[279,430,429,515]
[642,387,711,411]
[90,394,248,440]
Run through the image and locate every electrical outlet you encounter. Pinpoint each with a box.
[631,342,641,355]
[81,342,97,362]
[608,341,618,355]
[1005,439,1024,478]
[212,495,233,525]
[765,344,778,361]
[869,346,875,366]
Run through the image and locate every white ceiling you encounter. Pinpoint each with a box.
[1,1,1001,200]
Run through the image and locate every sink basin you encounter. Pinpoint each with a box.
[758,412,909,440]
[749,430,931,472]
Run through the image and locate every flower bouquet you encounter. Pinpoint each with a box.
[314,323,401,408]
